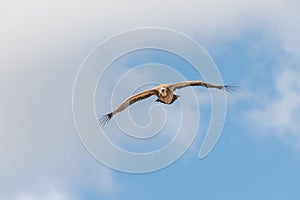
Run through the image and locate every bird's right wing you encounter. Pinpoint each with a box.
[98,89,158,126]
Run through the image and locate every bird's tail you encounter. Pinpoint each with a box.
[98,113,113,127]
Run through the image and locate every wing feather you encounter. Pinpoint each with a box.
[169,80,234,92]
[114,89,158,113]
[99,89,157,126]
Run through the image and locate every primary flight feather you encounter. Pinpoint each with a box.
[99,80,235,126]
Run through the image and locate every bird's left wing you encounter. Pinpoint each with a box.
[98,89,158,126]
[168,80,235,92]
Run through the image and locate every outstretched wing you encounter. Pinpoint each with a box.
[168,80,235,92]
[98,89,158,127]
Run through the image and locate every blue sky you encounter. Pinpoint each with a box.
[1,0,300,199]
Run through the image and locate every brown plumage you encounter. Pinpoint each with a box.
[99,80,235,126]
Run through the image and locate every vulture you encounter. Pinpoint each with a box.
[99,80,235,126]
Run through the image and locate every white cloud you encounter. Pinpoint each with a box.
[13,187,73,200]
[1,0,298,60]
[247,66,300,144]
[7,175,75,200]
[0,60,118,199]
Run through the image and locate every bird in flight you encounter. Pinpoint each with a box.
[99,80,235,126]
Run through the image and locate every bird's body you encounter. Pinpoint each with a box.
[154,84,177,104]
[99,80,235,126]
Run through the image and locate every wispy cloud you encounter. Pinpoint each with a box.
[246,67,300,143]
[0,61,118,199]
[13,185,74,200]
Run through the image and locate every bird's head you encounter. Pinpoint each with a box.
[159,87,168,97]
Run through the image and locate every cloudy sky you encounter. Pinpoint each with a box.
[1,0,300,199]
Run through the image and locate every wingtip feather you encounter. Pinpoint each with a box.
[224,85,239,93]
[98,113,113,127]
